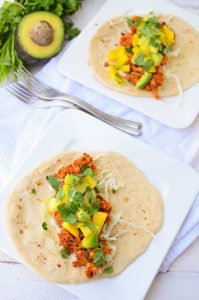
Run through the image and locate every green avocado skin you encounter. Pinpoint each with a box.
[15,27,50,66]
[15,11,65,66]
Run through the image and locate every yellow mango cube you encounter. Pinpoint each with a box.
[107,46,126,61]
[47,197,57,214]
[109,65,124,84]
[92,212,107,232]
[133,46,142,55]
[81,233,98,249]
[85,176,96,189]
[132,33,139,47]
[62,222,79,238]
[116,54,129,66]
[80,224,92,237]
[159,32,167,46]
[119,65,130,73]
[162,24,174,46]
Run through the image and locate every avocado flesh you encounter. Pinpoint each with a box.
[15,11,64,65]
[136,72,152,89]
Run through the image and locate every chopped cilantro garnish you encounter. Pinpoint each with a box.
[57,187,83,220]
[46,175,60,190]
[125,47,133,54]
[139,26,158,38]
[31,188,37,194]
[94,185,100,193]
[42,222,48,231]
[93,248,106,267]
[143,59,154,70]
[80,165,89,173]
[135,17,143,27]
[135,52,145,66]
[65,213,77,224]
[60,248,69,259]
[55,188,65,201]
[149,39,160,48]
[126,17,133,27]
[103,265,114,274]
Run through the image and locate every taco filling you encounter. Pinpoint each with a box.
[46,153,113,278]
[106,15,175,99]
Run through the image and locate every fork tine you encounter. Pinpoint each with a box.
[8,82,33,98]
[6,85,31,103]
[17,66,49,92]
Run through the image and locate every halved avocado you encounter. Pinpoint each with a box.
[15,11,64,65]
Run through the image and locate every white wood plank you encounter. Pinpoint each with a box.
[169,238,199,272]
[146,272,199,300]
[0,263,77,300]
[1,262,199,300]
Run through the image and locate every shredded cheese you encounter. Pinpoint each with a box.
[167,48,181,57]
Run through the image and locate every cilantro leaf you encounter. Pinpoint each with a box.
[143,59,154,70]
[93,248,106,267]
[46,175,60,190]
[55,188,65,201]
[135,17,143,27]
[80,165,89,173]
[103,265,114,274]
[125,47,133,54]
[67,27,80,40]
[126,17,133,27]
[60,248,69,259]
[65,213,77,224]
[112,189,116,194]
[42,222,48,231]
[31,188,37,194]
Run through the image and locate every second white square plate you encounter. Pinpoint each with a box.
[58,0,199,129]
[0,110,199,300]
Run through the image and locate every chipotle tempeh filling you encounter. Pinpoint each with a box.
[106,14,175,99]
[46,153,113,278]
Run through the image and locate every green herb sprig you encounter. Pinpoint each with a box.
[0,0,83,85]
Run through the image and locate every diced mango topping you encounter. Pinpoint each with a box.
[62,222,80,238]
[109,65,124,84]
[85,176,96,189]
[161,24,175,46]
[81,233,98,249]
[92,211,107,232]
[47,197,57,214]
[79,224,92,237]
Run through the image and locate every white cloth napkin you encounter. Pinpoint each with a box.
[0,0,199,276]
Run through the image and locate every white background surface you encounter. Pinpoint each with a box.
[0,0,199,299]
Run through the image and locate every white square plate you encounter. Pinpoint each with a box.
[58,0,199,129]
[0,110,199,300]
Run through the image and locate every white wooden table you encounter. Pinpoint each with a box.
[0,1,199,299]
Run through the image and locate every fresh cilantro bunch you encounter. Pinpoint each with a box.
[0,0,83,85]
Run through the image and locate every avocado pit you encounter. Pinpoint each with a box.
[30,21,53,46]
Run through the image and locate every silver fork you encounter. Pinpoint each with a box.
[6,68,142,136]
[16,66,142,131]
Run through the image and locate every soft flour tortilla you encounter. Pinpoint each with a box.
[7,152,163,283]
[89,15,199,98]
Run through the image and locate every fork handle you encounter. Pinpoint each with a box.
[52,99,141,136]
[53,94,142,129]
